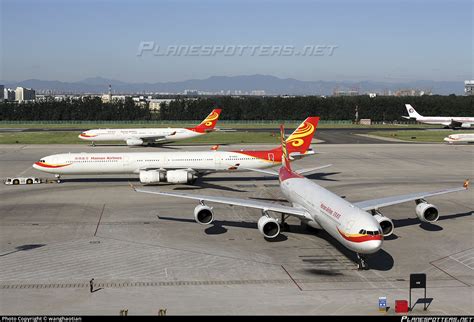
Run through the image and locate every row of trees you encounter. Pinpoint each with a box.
[0,95,471,121]
[0,97,152,121]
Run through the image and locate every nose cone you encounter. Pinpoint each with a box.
[32,162,39,170]
[78,132,88,140]
[357,238,383,254]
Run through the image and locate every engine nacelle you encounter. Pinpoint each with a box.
[166,170,197,184]
[373,212,394,237]
[416,203,439,223]
[139,170,166,184]
[194,204,214,225]
[126,138,144,146]
[461,123,471,128]
[257,216,280,239]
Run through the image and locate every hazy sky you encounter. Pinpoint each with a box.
[1,0,472,82]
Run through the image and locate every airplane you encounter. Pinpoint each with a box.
[78,108,222,146]
[444,133,474,144]
[402,104,474,129]
[33,117,326,184]
[132,124,469,270]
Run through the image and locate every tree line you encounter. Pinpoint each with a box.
[0,95,471,121]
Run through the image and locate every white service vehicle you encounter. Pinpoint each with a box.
[4,177,42,185]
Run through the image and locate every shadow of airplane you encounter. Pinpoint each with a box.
[201,171,340,183]
[0,244,46,257]
[392,211,472,231]
[156,215,393,270]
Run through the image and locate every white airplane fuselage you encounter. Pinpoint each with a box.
[33,151,280,175]
[79,128,203,142]
[279,168,383,254]
[413,116,474,127]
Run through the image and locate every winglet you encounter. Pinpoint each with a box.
[464,179,470,189]
[211,144,220,151]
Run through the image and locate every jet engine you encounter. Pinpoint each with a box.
[257,216,280,239]
[139,170,197,184]
[126,138,144,146]
[194,204,214,224]
[166,170,197,184]
[139,170,166,184]
[415,202,439,223]
[372,212,394,237]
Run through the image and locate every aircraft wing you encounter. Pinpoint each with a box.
[132,186,312,221]
[354,180,469,211]
[449,120,463,128]
[238,164,332,177]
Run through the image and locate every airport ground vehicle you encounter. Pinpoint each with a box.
[4,177,42,185]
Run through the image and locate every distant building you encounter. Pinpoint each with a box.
[4,88,16,101]
[101,94,125,103]
[0,85,4,102]
[465,80,474,96]
[15,87,36,102]
[184,89,199,96]
[394,89,431,96]
[250,90,266,96]
[333,90,359,97]
[149,98,174,111]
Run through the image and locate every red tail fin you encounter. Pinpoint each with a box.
[280,124,291,171]
[192,109,222,133]
[285,117,319,153]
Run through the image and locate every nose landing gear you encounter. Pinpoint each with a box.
[357,253,369,270]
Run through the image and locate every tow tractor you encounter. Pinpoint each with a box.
[4,177,42,185]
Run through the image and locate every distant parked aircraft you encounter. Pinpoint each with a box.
[79,108,222,146]
[402,104,474,129]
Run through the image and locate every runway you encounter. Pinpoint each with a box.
[0,143,472,314]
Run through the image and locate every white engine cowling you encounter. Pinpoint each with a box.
[416,203,439,222]
[194,204,214,224]
[126,138,144,146]
[257,216,280,239]
[373,213,394,237]
[166,170,197,184]
[139,170,166,184]
[461,123,471,128]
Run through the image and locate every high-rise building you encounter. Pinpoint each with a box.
[15,87,36,102]
[465,80,474,96]
[0,85,4,102]
[4,88,16,101]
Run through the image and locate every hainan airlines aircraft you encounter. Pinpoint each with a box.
[34,117,325,184]
[444,133,474,144]
[133,125,469,269]
[78,108,222,146]
[402,104,474,129]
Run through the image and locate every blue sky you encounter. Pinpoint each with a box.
[1,0,472,82]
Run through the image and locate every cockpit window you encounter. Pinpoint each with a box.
[360,229,380,235]
[39,159,45,162]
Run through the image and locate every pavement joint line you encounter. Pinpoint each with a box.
[94,203,106,237]
[448,256,474,271]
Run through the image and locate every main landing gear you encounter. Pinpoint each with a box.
[90,141,95,147]
[357,253,369,270]
[279,214,290,232]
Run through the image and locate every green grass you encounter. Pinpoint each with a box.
[369,130,458,142]
[0,121,438,129]
[0,130,279,145]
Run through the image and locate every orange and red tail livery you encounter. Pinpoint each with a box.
[280,124,291,171]
[285,116,319,153]
[190,108,222,133]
